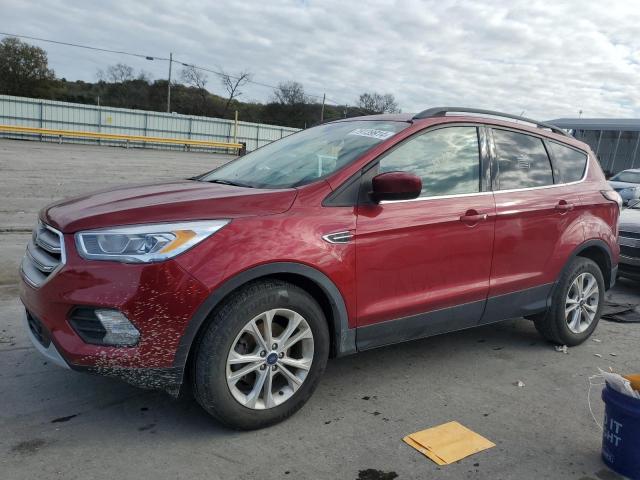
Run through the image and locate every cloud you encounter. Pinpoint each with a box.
[3,0,640,118]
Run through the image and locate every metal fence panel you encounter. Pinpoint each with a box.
[0,94,299,152]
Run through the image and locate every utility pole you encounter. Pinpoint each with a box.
[167,52,173,113]
[233,110,238,144]
[320,93,326,123]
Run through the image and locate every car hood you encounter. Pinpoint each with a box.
[620,207,640,233]
[42,180,297,232]
[609,181,639,190]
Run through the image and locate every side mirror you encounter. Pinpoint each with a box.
[371,171,422,202]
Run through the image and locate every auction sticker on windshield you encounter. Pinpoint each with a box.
[348,128,396,141]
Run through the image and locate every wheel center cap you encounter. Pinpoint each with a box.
[266,352,278,365]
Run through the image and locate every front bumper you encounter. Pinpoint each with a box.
[24,310,70,369]
[618,233,640,280]
[23,308,185,394]
[19,235,210,393]
[619,256,640,280]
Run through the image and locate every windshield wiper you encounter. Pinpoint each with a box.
[206,178,254,188]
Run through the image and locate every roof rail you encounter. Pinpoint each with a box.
[412,107,570,137]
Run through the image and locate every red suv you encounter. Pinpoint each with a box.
[20,108,620,429]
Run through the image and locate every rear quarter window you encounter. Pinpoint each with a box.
[547,141,588,183]
[493,129,554,190]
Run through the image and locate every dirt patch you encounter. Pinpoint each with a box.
[357,469,398,480]
[11,439,48,455]
[51,414,78,423]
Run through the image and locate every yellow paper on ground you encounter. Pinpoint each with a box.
[403,421,495,465]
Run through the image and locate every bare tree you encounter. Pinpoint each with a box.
[97,63,135,83]
[181,65,208,90]
[356,92,400,114]
[180,65,210,114]
[221,69,251,116]
[137,70,153,83]
[273,81,306,105]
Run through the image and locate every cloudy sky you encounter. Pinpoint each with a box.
[2,0,640,119]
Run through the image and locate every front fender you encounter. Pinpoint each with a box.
[172,261,356,382]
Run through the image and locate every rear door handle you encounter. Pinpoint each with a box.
[555,200,574,212]
[460,210,488,224]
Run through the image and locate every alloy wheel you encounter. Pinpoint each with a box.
[565,272,599,334]
[226,308,314,410]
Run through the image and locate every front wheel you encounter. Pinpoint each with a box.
[534,257,604,346]
[192,279,329,430]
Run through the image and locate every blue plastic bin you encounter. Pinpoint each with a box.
[601,383,640,479]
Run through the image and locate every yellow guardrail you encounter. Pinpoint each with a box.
[0,124,243,151]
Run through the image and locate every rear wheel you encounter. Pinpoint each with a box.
[534,257,604,346]
[192,279,329,430]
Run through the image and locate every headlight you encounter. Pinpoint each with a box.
[75,220,229,263]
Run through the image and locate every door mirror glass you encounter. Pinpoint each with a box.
[371,171,422,202]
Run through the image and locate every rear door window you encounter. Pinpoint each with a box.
[493,129,554,190]
[546,141,588,183]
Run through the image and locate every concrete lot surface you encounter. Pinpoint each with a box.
[0,139,230,232]
[1,139,639,480]
[0,140,230,286]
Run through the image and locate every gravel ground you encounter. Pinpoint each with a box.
[1,139,638,480]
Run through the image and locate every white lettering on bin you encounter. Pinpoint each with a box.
[603,412,623,448]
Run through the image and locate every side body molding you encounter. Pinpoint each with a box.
[173,262,356,377]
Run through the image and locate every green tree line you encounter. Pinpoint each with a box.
[0,37,400,129]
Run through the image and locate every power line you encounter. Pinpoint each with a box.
[0,31,169,61]
[173,58,345,104]
[0,31,351,106]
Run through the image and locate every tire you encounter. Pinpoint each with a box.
[191,279,330,430]
[534,257,605,346]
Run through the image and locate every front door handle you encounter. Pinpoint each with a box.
[460,210,488,224]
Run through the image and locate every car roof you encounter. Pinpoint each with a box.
[332,113,588,151]
[332,113,414,122]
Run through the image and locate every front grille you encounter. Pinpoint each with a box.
[68,308,108,345]
[620,230,640,240]
[26,310,51,347]
[618,263,640,278]
[620,245,640,259]
[21,222,65,288]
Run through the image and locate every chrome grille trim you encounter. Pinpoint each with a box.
[26,240,58,272]
[20,222,65,288]
[35,228,62,254]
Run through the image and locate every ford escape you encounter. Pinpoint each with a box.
[20,107,620,429]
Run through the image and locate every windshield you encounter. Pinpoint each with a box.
[611,171,640,184]
[200,120,409,188]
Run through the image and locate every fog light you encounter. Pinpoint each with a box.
[95,309,140,346]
